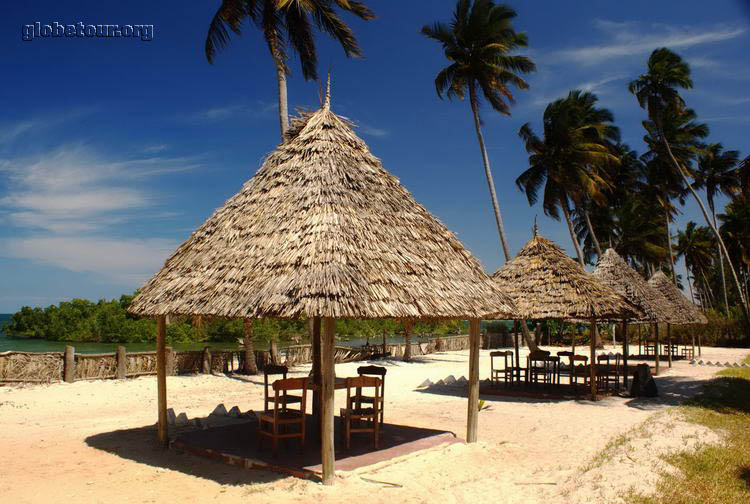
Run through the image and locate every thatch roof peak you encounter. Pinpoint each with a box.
[648,271,708,325]
[128,101,517,320]
[490,235,640,320]
[592,248,679,323]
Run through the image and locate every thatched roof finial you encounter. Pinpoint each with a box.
[323,72,331,110]
[532,216,538,237]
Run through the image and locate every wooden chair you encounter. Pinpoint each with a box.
[490,351,514,387]
[257,377,307,455]
[571,355,590,392]
[596,354,621,392]
[527,350,551,385]
[340,376,381,450]
[356,365,387,425]
[557,351,574,384]
[681,347,694,360]
[264,364,302,413]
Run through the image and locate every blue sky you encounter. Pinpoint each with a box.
[1,1,749,313]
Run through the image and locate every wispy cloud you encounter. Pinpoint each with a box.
[358,123,390,137]
[550,21,745,65]
[188,100,278,123]
[0,236,177,285]
[0,144,200,234]
[142,143,168,153]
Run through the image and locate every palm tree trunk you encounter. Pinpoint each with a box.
[263,19,289,140]
[468,84,511,262]
[562,200,586,267]
[711,206,730,314]
[468,84,539,352]
[663,206,677,283]
[583,209,603,257]
[243,319,258,375]
[686,269,695,305]
[660,134,749,320]
[699,267,714,308]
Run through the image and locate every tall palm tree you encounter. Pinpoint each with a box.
[516,90,617,267]
[629,48,749,318]
[205,0,375,139]
[422,0,535,262]
[693,143,740,313]
[640,106,708,280]
[739,155,750,199]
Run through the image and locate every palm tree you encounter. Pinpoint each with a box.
[422,0,535,262]
[629,48,749,318]
[739,155,750,199]
[640,106,708,280]
[676,222,715,307]
[205,0,375,139]
[693,143,740,313]
[516,90,617,267]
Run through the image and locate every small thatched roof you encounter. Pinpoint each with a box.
[592,248,680,324]
[128,92,517,320]
[489,235,641,320]
[648,271,708,325]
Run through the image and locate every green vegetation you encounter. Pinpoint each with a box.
[4,293,464,345]
[626,355,750,504]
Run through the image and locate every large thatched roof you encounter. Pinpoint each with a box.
[489,235,641,320]
[592,248,680,323]
[648,271,708,325]
[128,94,517,320]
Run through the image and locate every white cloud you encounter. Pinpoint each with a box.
[142,143,168,153]
[0,237,177,285]
[0,144,200,233]
[189,100,278,123]
[358,123,390,137]
[551,22,745,65]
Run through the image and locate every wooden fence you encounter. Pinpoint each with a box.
[0,334,470,384]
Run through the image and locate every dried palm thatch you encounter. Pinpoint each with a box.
[489,235,641,320]
[128,91,517,320]
[648,271,708,325]
[592,248,680,324]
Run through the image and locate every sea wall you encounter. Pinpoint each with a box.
[0,334,470,384]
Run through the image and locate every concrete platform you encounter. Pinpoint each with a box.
[172,416,460,480]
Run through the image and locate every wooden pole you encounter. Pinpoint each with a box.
[654,323,660,376]
[243,319,258,375]
[311,317,322,416]
[466,319,481,443]
[572,324,576,355]
[638,325,642,356]
[64,345,75,383]
[667,323,673,368]
[166,347,176,376]
[590,319,597,401]
[321,317,336,485]
[622,320,629,391]
[402,320,413,362]
[513,320,521,382]
[116,346,127,379]
[202,347,211,374]
[156,315,168,447]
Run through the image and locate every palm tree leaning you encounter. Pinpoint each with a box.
[422,0,535,262]
[629,48,749,321]
[422,0,536,349]
[693,143,740,314]
[205,0,375,139]
[516,90,618,268]
[676,222,715,308]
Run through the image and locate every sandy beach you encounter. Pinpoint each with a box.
[1,344,747,504]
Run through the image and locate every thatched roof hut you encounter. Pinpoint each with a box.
[592,248,679,323]
[489,235,640,320]
[648,271,708,325]
[128,91,517,321]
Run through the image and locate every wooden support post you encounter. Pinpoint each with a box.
[311,317,322,417]
[513,320,521,382]
[116,346,127,379]
[667,324,673,368]
[64,345,75,383]
[638,325,642,356]
[698,332,702,357]
[166,347,176,376]
[590,319,597,401]
[202,347,211,374]
[692,334,696,360]
[321,317,336,485]
[156,315,168,447]
[622,320,629,391]
[270,339,281,365]
[466,319,480,443]
[654,324,660,376]
[243,319,258,375]
[402,320,413,362]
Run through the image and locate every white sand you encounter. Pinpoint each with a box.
[0,344,747,504]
